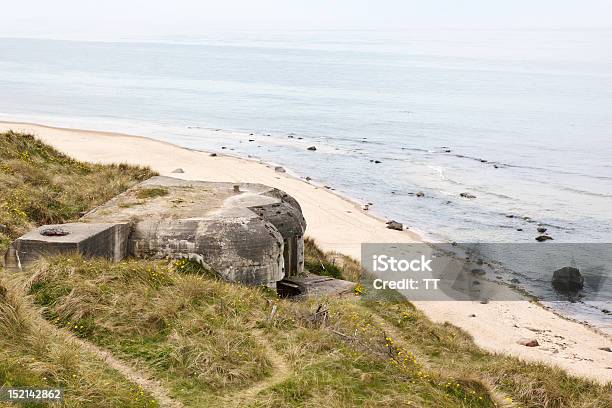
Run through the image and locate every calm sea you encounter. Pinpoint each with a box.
[0,29,610,330]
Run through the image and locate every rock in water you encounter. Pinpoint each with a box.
[535,235,553,242]
[171,168,185,173]
[552,267,583,293]
[517,338,539,347]
[307,146,317,151]
[386,221,403,231]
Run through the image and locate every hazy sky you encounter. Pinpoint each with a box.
[1,0,611,39]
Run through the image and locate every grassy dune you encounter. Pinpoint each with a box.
[1,132,610,407]
[0,131,155,254]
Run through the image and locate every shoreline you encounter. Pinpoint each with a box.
[1,120,610,383]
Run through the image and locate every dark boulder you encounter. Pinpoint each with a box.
[535,235,553,242]
[307,146,317,151]
[552,267,583,293]
[386,221,403,231]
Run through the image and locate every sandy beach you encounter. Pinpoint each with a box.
[2,120,610,383]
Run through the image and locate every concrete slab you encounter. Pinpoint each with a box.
[4,223,129,270]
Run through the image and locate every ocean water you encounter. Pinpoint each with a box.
[0,30,611,329]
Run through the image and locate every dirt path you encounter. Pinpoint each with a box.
[34,316,183,408]
[224,329,291,407]
[69,335,184,408]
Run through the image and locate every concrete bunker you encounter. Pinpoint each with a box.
[3,176,306,288]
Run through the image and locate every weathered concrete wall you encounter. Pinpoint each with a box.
[129,217,285,286]
[248,200,305,277]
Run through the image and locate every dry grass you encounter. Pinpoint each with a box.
[13,250,608,407]
[22,257,273,406]
[0,278,159,407]
[20,256,501,407]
